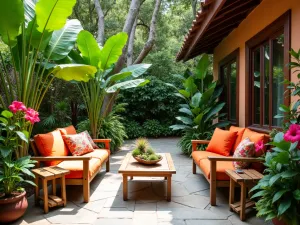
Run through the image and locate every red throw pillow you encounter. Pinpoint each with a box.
[229,126,246,154]
[34,130,69,166]
[80,131,98,149]
[62,132,94,156]
[206,128,238,156]
[232,138,255,169]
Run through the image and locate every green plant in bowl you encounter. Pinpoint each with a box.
[132,139,162,163]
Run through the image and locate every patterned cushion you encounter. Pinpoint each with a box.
[80,131,98,149]
[62,133,94,156]
[232,137,255,169]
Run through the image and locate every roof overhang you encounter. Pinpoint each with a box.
[176,0,262,61]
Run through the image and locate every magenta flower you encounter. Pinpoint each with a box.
[9,101,27,113]
[24,108,40,124]
[255,140,264,153]
[284,124,300,143]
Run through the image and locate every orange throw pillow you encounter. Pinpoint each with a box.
[34,130,69,166]
[229,126,246,154]
[58,125,77,136]
[62,133,94,156]
[242,128,269,157]
[206,128,238,156]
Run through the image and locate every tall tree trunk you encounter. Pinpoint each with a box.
[70,101,78,126]
[134,0,161,64]
[127,18,138,66]
[114,0,142,72]
[94,0,105,45]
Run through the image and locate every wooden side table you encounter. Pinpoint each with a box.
[32,166,70,213]
[225,169,263,221]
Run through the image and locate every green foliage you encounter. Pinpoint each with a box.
[123,120,145,139]
[148,154,159,160]
[135,138,149,153]
[0,110,36,197]
[132,149,141,157]
[131,139,160,161]
[143,120,173,138]
[251,132,300,224]
[170,54,229,155]
[275,49,300,130]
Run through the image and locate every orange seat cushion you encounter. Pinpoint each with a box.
[34,130,69,166]
[206,128,238,156]
[229,126,246,153]
[57,150,109,179]
[58,125,77,136]
[192,151,223,167]
[199,158,235,181]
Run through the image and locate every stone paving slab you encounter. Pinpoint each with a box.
[13,138,270,225]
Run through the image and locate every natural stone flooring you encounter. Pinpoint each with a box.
[13,138,272,225]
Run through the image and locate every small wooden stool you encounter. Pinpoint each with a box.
[225,169,263,221]
[32,166,70,213]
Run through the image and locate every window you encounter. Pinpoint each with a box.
[246,11,290,130]
[219,49,239,125]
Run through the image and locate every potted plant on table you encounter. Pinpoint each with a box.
[132,138,162,164]
[0,101,39,223]
[251,124,300,225]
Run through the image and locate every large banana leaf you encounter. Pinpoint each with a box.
[199,83,216,106]
[120,64,151,77]
[106,79,149,93]
[170,124,190,131]
[45,19,83,60]
[184,77,197,94]
[24,0,36,27]
[191,92,202,108]
[0,0,24,46]
[35,0,76,32]
[26,20,53,50]
[203,102,225,122]
[176,116,193,125]
[105,72,132,86]
[52,64,97,82]
[77,30,101,67]
[195,53,210,80]
[99,32,128,71]
[179,108,193,116]
[179,90,190,98]
[194,113,204,126]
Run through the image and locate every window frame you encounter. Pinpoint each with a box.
[245,10,291,132]
[219,49,240,126]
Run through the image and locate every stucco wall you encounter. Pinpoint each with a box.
[213,0,300,127]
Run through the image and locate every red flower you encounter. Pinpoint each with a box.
[25,108,40,124]
[255,140,264,153]
[284,124,300,144]
[8,101,27,113]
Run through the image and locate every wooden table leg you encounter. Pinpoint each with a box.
[229,178,235,212]
[61,176,67,206]
[240,182,246,221]
[43,179,48,213]
[123,175,128,201]
[167,176,171,202]
[35,176,39,206]
[52,179,56,196]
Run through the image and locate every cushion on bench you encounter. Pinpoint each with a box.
[192,151,222,167]
[57,150,109,179]
[199,158,235,181]
[58,125,77,136]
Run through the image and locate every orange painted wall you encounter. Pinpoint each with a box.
[213,0,300,127]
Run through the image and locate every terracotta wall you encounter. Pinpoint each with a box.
[213,0,300,127]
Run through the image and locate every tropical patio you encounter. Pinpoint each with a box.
[12,138,271,225]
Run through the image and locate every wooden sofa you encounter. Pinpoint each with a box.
[191,127,268,206]
[30,126,111,203]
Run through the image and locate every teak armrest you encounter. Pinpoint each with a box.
[31,156,92,161]
[191,140,210,152]
[93,139,111,150]
[207,156,262,163]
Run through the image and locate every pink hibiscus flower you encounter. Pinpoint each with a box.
[9,101,27,113]
[25,108,40,124]
[284,124,300,144]
[255,140,264,153]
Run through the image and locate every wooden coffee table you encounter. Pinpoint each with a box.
[118,153,176,201]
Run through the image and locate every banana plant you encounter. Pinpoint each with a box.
[69,31,151,138]
[0,0,97,157]
[170,54,229,153]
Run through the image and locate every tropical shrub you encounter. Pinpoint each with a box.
[0,0,97,157]
[275,49,300,131]
[0,101,39,198]
[170,54,229,155]
[251,126,300,225]
[69,31,151,138]
[124,120,145,139]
